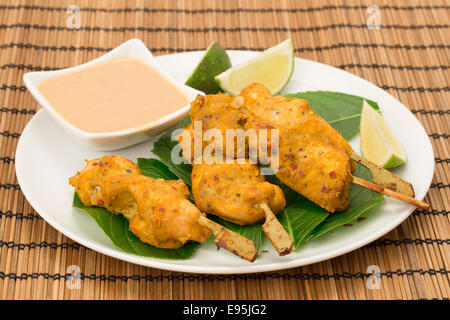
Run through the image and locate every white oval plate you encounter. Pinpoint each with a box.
[15,51,434,274]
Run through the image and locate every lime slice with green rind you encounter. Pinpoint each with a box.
[215,39,294,95]
[360,100,407,169]
[185,42,232,94]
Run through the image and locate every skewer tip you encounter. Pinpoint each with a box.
[260,203,294,256]
[198,215,258,262]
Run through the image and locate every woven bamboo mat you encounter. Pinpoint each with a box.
[0,0,448,300]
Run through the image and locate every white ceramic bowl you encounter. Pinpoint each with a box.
[23,38,203,151]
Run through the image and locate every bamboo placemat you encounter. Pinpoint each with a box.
[0,0,448,300]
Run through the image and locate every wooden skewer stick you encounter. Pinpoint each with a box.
[352,176,430,210]
[351,152,415,197]
[259,203,294,256]
[197,215,258,262]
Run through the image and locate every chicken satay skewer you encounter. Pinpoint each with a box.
[238,84,416,197]
[191,161,294,256]
[259,203,293,255]
[197,216,258,262]
[251,118,431,212]
[352,176,430,210]
[238,99,431,211]
[275,132,431,211]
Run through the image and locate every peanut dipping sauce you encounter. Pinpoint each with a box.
[38,57,189,133]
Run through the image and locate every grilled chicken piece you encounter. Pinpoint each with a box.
[191,159,286,225]
[178,93,248,162]
[102,174,211,249]
[274,130,352,212]
[239,83,354,162]
[69,155,141,207]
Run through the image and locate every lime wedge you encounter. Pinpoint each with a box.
[360,100,407,169]
[185,42,232,94]
[215,39,294,95]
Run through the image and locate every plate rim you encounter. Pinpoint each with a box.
[15,51,435,274]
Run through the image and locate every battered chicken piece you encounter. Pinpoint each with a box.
[69,155,141,207]
[182,93,352,212]
[102,174,189,220]
[239,83,354,161]
[244,116,352,212]
[275,130,352,212]
[191,157,293,255]
[178,93,248,162]
[103,174,211,249]
[191,160,286,225]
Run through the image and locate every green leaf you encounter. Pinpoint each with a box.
[284,91,379,140]
[152,117,193,185]
[109,213,140,254]
[137,158,178,180]
[310,164,384,239]
[278,196,329,249]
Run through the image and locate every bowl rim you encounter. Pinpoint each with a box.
[23,38,203,139]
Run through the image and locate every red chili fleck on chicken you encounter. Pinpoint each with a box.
[97,199,104,205]
[290,163,298,170]
[321,186,331,193]
[329,171,337,178]
[285,153,295,159]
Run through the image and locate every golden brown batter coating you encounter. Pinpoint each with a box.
[239,83,354,161]
[244,116,352,213]
[103,174,211,249]
[192,160,286,225]
[178,93,259,162]
[275,132,352,212]
[100,174,189,220]
[69,155,141,207]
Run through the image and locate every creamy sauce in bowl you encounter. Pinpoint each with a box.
[38,57,189,133]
